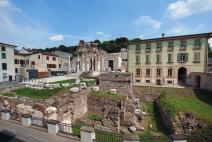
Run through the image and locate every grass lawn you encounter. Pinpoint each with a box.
[90,91,125,100]
[139,101,168,138]
[7,87,64,99]
[158,88,212,123]
[55,79,76,84]
[0,92,16,97]
[86,113,102,121]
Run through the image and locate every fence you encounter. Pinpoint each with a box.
[95,130,123,142]
[31,116,47,128]
[187,135,212,142]
[139,136,171,142]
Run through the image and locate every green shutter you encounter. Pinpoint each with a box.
[186,53,189,62]
[177,53,180,63]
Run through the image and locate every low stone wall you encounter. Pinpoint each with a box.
[154,99,174,135]
[0,89,89,123]
[99,72,133,96]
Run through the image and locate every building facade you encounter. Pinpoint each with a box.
[14,48,71,80]
[0,42,17,83]
[70,40,128,73]
[127,33,212,86]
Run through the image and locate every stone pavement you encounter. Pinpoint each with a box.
[0,120,79,142]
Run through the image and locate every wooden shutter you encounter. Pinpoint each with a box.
[177,53,180,63]
[186,53,189,62]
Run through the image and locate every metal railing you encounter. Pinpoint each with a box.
[187,134,212,142]
[31,116,47,128]
[95,130,123,142]
[139,136,171,142]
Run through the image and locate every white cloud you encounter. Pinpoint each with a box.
[138,34,145,39]
[134,16,161,29]
[209,38,212,47]
[167,24,205,35]
[167,0,212,20]
[0,0,9,7]
[96,32,104,36]
[49,34,64,41]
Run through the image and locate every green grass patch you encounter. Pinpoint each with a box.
[86,113,102,121]
[0,92,16,97]
[90,91,125,100]
[11,87,62,99]
[54,79,76,84]
[158,88,212,123]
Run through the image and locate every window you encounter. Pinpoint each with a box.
[47,64,56,68]
[2,53,6,59]
[38,55,40,59]
[168,54,173,63]
[195,39,201,45]
[157,42,162,48]
[53,57,56,61]
[1,46,6,51]
[156,68,161,77]
[167,81,172,84]
[146,54,150,64]
[146,68,151,76]
[146,80,150,83]
[178,53,188,63]
[26,60,29,65]
[146,43,151,49]
[181,40,187,46]
[46,56,49,60]
[136,80,140,83]
[168,68,173,77]
[14,59,19,64]
[136,44,141,52]
[20,60,25,65]
[2,63,7,70]
[194,52,200,63]
[59,64,61,68]
[136,55,140,64]
[31,61,35,65]
[156,54,161,63]
[136,69,141,76]
[3,73,7,78]
[15,68,18,73]
[168,41,174,47]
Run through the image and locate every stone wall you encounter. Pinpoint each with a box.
[0,89,89,122]
[190,72,212,91]
[99,72,133,96]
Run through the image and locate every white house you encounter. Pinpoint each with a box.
[0,42,17,83]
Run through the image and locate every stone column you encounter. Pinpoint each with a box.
[21,114,32,127]
[1,109,11,120]
[124,134,140,142]
[47,120,59,134]
[68,56,71,72]
[170,135,187,142]
[80,126,95,142]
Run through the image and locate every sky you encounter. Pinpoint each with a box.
[0,0,212,49]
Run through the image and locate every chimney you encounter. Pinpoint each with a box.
[162,33,165,38]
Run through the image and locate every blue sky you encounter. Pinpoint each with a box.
[0,0,212,49]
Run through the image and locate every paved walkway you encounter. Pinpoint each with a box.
[0,120,79,142]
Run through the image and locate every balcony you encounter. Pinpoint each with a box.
[167,61,174,64]
[135,50,141,54]
[156,47,162,53]
[135,62,141,65]
[145,48,151,53]
[145,61,151,65]
[167,46,174,52]
[193,45,201,51]
[179,46,187,51]
[193,60,201,63]
[156,61,162,65]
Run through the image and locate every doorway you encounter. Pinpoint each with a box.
[178,67,187,85]
[195,75,201,88]
[108,60,114,71]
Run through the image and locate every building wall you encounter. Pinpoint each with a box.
[0,45,16,82]
[128,36,209,86]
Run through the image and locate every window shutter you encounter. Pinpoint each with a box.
[186,53,189,62]
[177,53,180,63]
